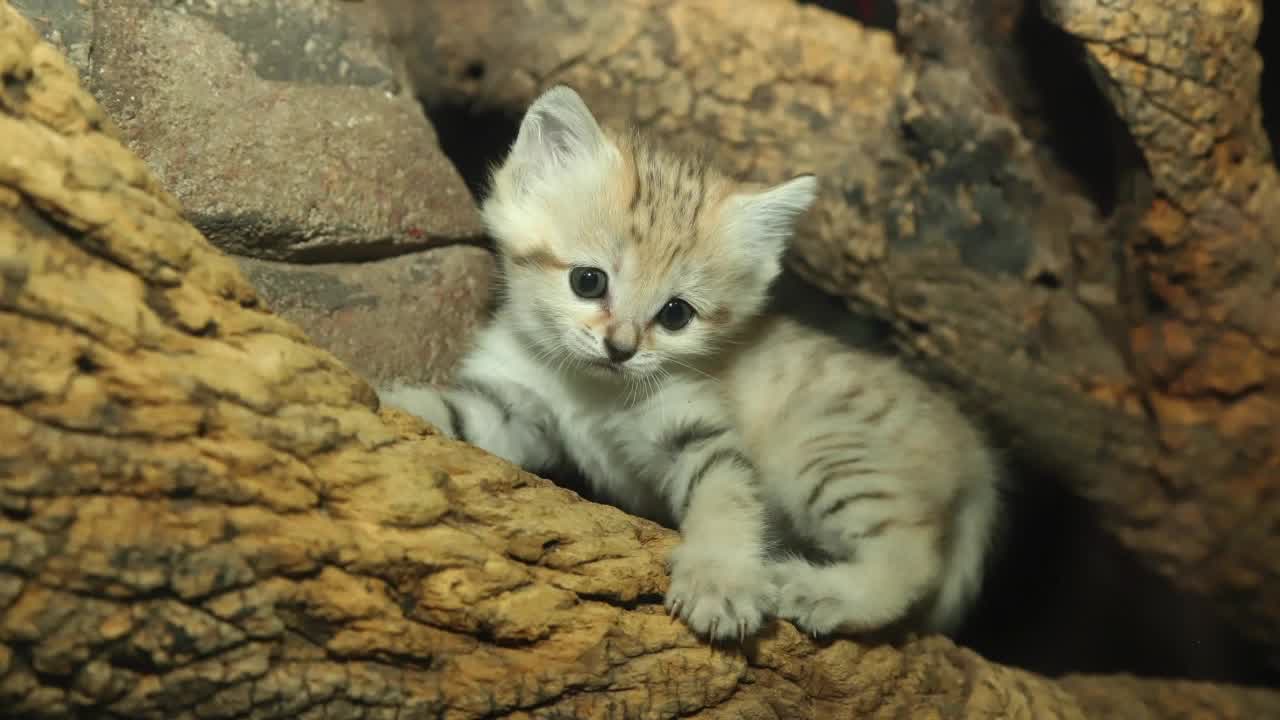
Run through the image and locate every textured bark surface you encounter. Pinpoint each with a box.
[384,0,1280,660]
[4,2,1280,717]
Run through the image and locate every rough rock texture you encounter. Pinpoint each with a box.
[236,247,494,389]
[5,2,1280,716]
[1040,0,1280,642]
[12,0,497,437]
[9,0,92,77]
[383,0,1280,663]
[18,0,485,262]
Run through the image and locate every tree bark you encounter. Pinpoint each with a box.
[384,0,1280,662]
[3,2,1280,718]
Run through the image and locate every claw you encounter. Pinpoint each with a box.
[709,617,719,642]
[669,599,682,619]
[739,620,748,645]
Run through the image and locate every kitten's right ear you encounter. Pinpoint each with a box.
[504,86,607,188]
[727,174,819,258]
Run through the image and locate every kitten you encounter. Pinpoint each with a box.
[381,86,1001,641]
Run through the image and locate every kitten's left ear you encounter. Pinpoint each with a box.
[504,85,609,188]
[726,174,819,259]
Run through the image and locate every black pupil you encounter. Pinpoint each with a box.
[659,300,693,330]
[571,267,607,298]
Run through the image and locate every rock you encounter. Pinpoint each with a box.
[52,0,483,261]
[236,246,494,389]
[9,0,92,78]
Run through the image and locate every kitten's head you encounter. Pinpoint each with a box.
[481,85,817,381]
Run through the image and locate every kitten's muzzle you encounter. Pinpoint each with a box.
[603,338,637,364]
[603,322,640,364]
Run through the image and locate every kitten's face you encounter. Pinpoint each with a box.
[480,87,817,383]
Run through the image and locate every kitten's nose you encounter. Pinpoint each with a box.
[603,338,637,364]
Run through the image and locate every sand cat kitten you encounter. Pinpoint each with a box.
[381,86,1001,641]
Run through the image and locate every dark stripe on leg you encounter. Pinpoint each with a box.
[455,378,512,422]
[661,420,729,454]
[818,457,870,476]
[863,398,896,423]
[442,396,466,441]
[805,471,838,510]
[806,464,878,510]
[851,518,896,539]
[822,491,894,519]
[803,430,868,451]
[797,454,828,480]
[682,447,756,514]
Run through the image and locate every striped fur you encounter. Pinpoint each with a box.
[380,86,1001,641]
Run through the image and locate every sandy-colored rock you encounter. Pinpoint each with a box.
[236,246,494,389]
[55,0,485,262]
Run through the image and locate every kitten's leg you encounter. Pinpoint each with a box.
[378,377,563,471]
[640,385,776,642]
[773,499,944,636]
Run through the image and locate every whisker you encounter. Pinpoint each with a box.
[652,369,669,429]
[621,374,634,406]
[666,356,719,383]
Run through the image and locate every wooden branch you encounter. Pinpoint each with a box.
[383,0,1280,659]
[3,2,1279,716]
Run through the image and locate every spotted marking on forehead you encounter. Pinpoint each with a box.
[612,131,735,286]
[628,149,642,212]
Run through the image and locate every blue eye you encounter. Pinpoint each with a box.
[569,267,608,298]
[656,298,695,331]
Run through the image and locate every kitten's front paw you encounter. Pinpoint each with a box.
[665,542,775,642]
[772,561,847,637]
[377,382,456,438]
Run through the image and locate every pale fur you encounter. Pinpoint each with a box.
[381,86,1001,641]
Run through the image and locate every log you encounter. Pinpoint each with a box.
[3,1,1280,717]
[382,0,1280,661]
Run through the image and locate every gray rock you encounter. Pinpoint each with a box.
[164,0,399,89]
[81,0,484,261]
[237,247,495,388]
[10,0,93,78]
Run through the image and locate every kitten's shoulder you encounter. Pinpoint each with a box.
[730,314,849,362]
[457,317,547,386]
